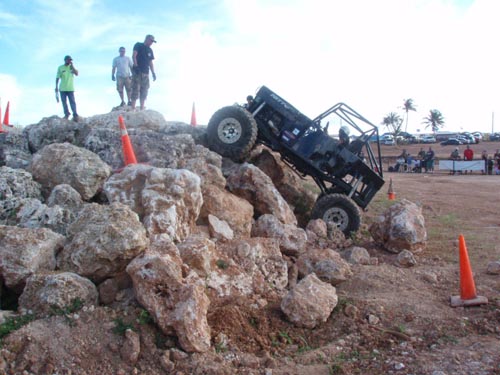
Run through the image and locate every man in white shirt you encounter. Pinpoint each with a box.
[112,47,133,106]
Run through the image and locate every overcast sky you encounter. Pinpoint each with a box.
[1,0,500,134]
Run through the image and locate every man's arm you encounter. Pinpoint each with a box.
[55,77,59,91]
[150,60,156,81]
[133,50,138,66]
[70,63,79,76]
[112,66,116,80]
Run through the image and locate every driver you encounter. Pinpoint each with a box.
[339,126,350,146]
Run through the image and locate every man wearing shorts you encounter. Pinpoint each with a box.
[112,47,133,107]
[131,34,157,110]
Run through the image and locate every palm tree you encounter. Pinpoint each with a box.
[382,112,403,134]
[402,98,417,133]
[422,109,445,133]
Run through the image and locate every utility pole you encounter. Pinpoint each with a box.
[492,112,495,133]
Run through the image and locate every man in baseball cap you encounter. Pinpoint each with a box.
[131,34,157,110]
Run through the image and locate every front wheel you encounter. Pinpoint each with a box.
[311,193,361,235]
[207,106,258,162]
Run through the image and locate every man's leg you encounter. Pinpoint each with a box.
[67,91,79,120]
[139,73,150,110]
[117,78,125,105]
[124,77,132,105]
[60,91,70,118]
[131,73,140,110]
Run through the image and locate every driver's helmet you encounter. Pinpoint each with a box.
[339,126,350,144]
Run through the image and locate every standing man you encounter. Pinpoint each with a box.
[112,47,133,107]
[131,34,157,110]
[463,144,474,174]
[55,55,79,122]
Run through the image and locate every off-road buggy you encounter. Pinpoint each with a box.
[206,86,385,235]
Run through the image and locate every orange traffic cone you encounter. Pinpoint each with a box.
[450,234,488,307]
[3,101,12,127]
[387,178,395,200]
[190,102,197,127]
[118,115,138,166]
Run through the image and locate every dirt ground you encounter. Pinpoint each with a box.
[2,142,500,375]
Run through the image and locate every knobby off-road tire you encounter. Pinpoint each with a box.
[311,193,361,236]
[207,106,258,162]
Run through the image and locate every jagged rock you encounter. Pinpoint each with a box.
[18,272,98,317]
[23,115,92,153]
[126,249,211,353]
[97,272,133,305]
[177,234,216,278]
[0,166,42,224]
[199,185,253,238]
[207,214,234,241]
[57,202,148,282]
[0,225,65,292]
[47,184,84,210]
[226,163,297,226]
[397,249,417,267]
[369,199,427,253]
[252,214,307,257]
[208,238,288,298]
[104,164,203,242]
[29,142,111,200]
[281,273,338,328]
[250,148,318,226]
[486,261,500,275]
[0,128,31,169]
[16,198,75,235]
[305,219,328,239]
[342,246,371,265]
[120,329,141,365]
[297,248,352,286]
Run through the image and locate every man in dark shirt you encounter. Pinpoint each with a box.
[131,34,157,110]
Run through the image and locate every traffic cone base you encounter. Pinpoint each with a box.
[450,234,488,308]
[450,295,488,308]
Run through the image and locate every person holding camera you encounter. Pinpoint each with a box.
[55,55,80,122]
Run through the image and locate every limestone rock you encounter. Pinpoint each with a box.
[57,202,148,282]
[281,273,338,328]
[369,199,427,253]
[0,128,32,169]
[199,185,253,238]
[29,142,111,200]
[226,163,297,226]
[342,246,371,265]
[252,214,307,256]
[208,214,234,242]
[104,164,203,242]
[126,249,211,353]
[297,248,352,286]
[0,225,64,292]
[18,272,98,317]
[0,166,42,224]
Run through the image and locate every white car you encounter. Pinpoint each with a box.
[421,135,436,143]
[382,135,395,145]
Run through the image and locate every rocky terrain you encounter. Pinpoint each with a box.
[0,108,499,375]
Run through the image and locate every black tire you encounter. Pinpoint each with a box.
[311,193,361,235]
[207,106,258,162]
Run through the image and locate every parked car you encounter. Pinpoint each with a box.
[382,135,395,145]
[490,133,500,141]
[421,135,436,143]
[458,134,475,144]
[472,132,483,143]
[440,138,463,146]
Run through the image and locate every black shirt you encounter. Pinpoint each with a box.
[133,42,155,74]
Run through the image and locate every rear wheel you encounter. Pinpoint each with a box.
[207,106,258,162]
[311,193,361,235]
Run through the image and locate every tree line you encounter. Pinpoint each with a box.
[382,99,445,139]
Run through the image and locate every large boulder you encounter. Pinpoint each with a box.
[281,273,338,328]
[250,148,318,226]
[226,163,297,226]
[0,226,65,292]
[15,198,75,235]
[369,199,427,253]
[252,214,307,256]
[57,202,148,282]
[296,247,353,286]
[199,185,253,238]
[126,247,211,353]
[0,128,31,169]
[0,166,42,224]
[104,164,203,242]
[18,272,98,317]
[29,142,111,200]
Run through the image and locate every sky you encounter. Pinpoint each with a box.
[1,0,500,135]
